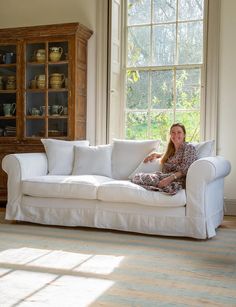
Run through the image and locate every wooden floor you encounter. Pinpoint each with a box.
[220,215,236,229]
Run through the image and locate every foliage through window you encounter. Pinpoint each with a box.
[125,0,205,149]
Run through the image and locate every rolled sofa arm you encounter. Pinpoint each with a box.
[2,153,48,219]
[186,156,231,217]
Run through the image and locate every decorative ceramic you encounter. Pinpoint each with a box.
[29,79,37,89]
[3,103,16,116]
[35,74,46,89]
[30,107,40,116]
[40,105,51,115]
[4,52,16,64]
[49,73,65,89]
[51,104,64,115]
[35,49,46,63]
[6,75,16,90]
[49,47,63,62]
[63,106,68,115]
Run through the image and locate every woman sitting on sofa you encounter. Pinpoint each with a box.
[131,123,197,195]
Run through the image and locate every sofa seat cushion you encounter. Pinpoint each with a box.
[22,175,114,200]
[98,180,186,207]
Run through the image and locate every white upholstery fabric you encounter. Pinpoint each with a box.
[41,138,89,175]
[191,140,215,159]
[2,152,231,239]
[98,180,186,207]
[111,139,159,180]
[128,157,162,179]
[72,144,112,177]
[22,175,113,200]
[2,153,48,218]
[21,196,185,216]
[19,196,185,229]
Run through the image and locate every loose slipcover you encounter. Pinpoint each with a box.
[98,180,186,207]
[22,175,113,200]
[72,144,112,177]
[191,140,215,159]
[41,138,89,175]
[2,146,231,239]
[111,139,159,180]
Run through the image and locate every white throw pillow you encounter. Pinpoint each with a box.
[41,138,89,175]
[191,140,215,159]
[111,139,159,180]
[128,154,162,180]
[72,144,112,177]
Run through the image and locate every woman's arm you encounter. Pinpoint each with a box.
[144,152,162,163]
[157,171,182,188]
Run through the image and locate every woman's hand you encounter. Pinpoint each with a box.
[158,172,182,188]
[144,152,162,163]
[158,176,173,188]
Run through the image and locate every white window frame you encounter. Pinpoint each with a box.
[101,0,220,148]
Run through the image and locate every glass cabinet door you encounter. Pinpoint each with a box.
[0,44,17,138]
[25,40,69,138]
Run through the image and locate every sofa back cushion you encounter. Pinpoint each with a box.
[111,139,159,180]
[191,140,215,159]
[41,138,89,175]
[72,144,112,177]
[128,152,162,180]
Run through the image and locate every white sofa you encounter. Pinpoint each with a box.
[2,139,231,239]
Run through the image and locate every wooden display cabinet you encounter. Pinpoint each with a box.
[0,23,92,201]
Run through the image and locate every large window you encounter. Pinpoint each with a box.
[125,0,205,149]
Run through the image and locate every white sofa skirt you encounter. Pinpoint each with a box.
[7,196,217,239]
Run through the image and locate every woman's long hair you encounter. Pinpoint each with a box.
[160,123,186,164]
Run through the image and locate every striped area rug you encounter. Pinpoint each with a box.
[0,213,236,306]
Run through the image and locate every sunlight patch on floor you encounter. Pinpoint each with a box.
[0,247,125,274]
[0,270,114,306]
[75,254,125,274]
[0,247,124,306]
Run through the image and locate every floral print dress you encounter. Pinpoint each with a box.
[131,142,197,195]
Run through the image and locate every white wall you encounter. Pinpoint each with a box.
[219,0,236,212]
[0,0,97,145]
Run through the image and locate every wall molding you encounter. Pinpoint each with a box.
[224,199,236,216]
[204,0,221,151]
[95,0,109,145]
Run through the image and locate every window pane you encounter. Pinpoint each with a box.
[178,21,203,64]
[176,68,201,109]
[150,110,174,151]
[124,0,205,143]
[153,0,176,23]
[127,70,148,109]
[128,26,150,66]
[152,24,176,66]
[175,110,200,141]
[178,0,204,21]
[151,70,174,109]
[128,0,151,25]
[125,111,148,139]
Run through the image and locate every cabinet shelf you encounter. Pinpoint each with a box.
[27,61,68,65]
[25,115,68,119]
[0,64,16,68]
[25,115,44,119]
[48,88,68,92]
[0,90,17,93]
[25,88,68,92]
[48,115,68,119]
[0,116,16,119]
